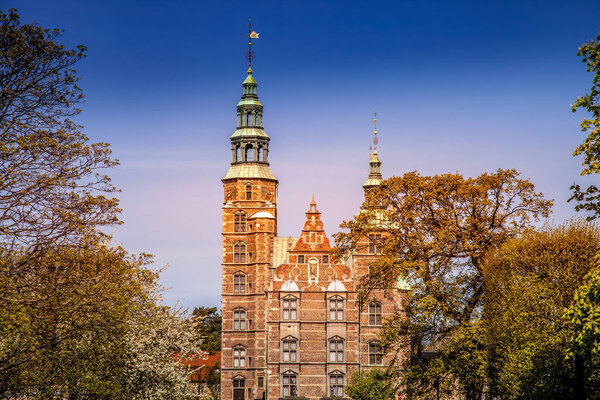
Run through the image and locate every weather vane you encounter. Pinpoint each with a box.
[372,111,378,151]
[245,19,260,68]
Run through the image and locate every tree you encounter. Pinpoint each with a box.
[344,368,396,400]
[192,306,222,354]
[0,10,202,399]
[0,8,119,253]
[570,32,600,219]
[334,169,552,400]
[484,220,600,399]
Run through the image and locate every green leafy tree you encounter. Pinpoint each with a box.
[335,169,552,400]
[193,306,222,354]
[484,220,600,399]
[344,368,396,400]
[570,32,600,218]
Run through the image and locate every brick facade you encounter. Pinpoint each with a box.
[221,67,406,400]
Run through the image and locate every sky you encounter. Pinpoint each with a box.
[4,0,600,310]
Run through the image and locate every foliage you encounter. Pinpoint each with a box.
[0,8,119,252]
[344,368,396,400]
[484,220,600,399]
[335,169,552,400]
[570,32,600,219]
[192,306,222,354]
[0,9,202,399]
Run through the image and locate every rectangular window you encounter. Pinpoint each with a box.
[233,347,246,367]
[329,298,344,321]
[234,243,246,263]
[322,255,329,264]
[297,255,304,264]
[369,302,382,325]
[369,342,383,365]
[329,374,344,397]
[329,339,344,362]
[283,298,297,320]
[282,339,297,362]
[234,309,246,330]
[246,184,252,200]
[234,213,246,232]
[368,234,382,254]
[282,374,298,397]
[258,377,264,388]
[234,274,246,294]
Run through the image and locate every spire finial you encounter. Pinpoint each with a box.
[245,19,259,68]
[372,110,378,152]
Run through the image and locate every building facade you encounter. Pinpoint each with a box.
[221,66,406,400]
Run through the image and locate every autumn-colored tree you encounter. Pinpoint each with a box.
[570,32,600,218]
[0,8,119,253]
[484,220,600,400]
[335,169,552,400]
[0,10,202,399]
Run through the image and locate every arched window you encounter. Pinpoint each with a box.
[245,184,252,200]
[282,295,298,320]
[282,371,298,397]
[282,336,298,362]
[369,301,382,326]
[329,336,344,362]
[233,243,246,264]
[233,272,246,293]
[329,371,344,397]
[329,295,344,321]
[368,341,383,365]
[257,146,263,162]
[234,212,246,232]
[245,145,254,162]
[233,345,246,367]
[233,308,246,330]
[247,112,252,126]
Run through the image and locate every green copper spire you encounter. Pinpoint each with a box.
[223,55,276,181]
[363,113,383,190]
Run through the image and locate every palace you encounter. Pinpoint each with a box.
[220,64,407,400]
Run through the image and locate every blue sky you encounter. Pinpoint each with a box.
[5,0,600,309]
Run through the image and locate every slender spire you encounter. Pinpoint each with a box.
[223,23,276,181]
[363,111,383,190]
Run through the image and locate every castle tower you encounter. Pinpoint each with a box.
[221,63,277,400]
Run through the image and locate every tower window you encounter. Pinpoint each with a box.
[282,337,298,362]
[368,341,383,365]
[369,302,382,325]
[233,308,246,330]
[233,346,246,367]
[234,213,246,232]
[282,297,297,320]
[329,296,344,321]
[234,273,246,293]
[368,234,382,254]
[329,373,344,397]
[329,337,344,362]
[246,184,252,200]
[247,112,252,126]
[282,372,298,397]
[234,243,247,263]
[258,377,264,388]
